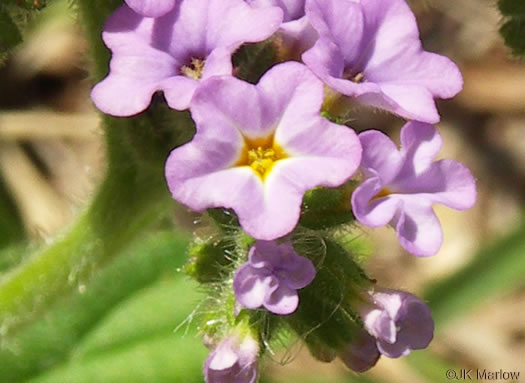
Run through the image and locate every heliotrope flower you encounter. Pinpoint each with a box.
[124,0,176,17]
[302,0,462,123]
[339,329,380,372]
[247,0,317,59]
[358,288,434,358]
[204,333,259,383]
[91,0,282,116]
[351,122,476,257]
[233,240,316,315]
[165,62,362,240]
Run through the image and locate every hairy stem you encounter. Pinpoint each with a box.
[0,0,188,335]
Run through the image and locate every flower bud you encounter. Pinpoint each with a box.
[204,332,259,383]
[339,330,380,373]
[358,289,434,358]
[233,240,316,315]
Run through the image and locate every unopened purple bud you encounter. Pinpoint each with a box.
[204,334,259,383]
[233,240,316,315]
[359,289,434,358]
[340,330,380,373]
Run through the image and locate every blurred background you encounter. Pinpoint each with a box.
[0,0,524,382]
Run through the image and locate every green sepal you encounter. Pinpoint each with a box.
[185,239,237,283]
[285,287,359,354]
[293,235,371,295]
[302,337,338,363]
[286,313,338,363]
[251,312,280,354]
[321,111,347,125]
[285,236,371,360]
[299,182,356,230]
[200,291,238,340]
[206,208,241,233]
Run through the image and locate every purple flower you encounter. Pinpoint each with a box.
[359,289,434,358]
[124,0,175,17]
[233,240,316,315]
[351,122,476,257]
[165,62,362,240]
[339,329,380,372]
[302,0,462,123]
[247,0,317,59]
[91,0,282,116]
[204,334,259,383]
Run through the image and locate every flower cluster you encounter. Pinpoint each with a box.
[92,0,476,381]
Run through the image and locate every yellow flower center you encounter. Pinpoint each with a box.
[180,58,205,80]
[248,147,278,176]
[236,135,288,180]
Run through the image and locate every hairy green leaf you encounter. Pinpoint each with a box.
[0,232,189,382]
[74,276,202,358]
[27,335,206,383]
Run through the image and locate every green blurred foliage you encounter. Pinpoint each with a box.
[1,0,48,10]
[0,0,55,65]
[74,277,202,358]
[0,6,22,64]
[300,183,356,230]
[500,20,525,56]
[406,351,461,383]
[0,179,25,249]
[498,0,525,56]
[499,0,525,16]
[260,375,380,383]
[27,336,206,383]
[0,232,192,382]
[424,219,525,325]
